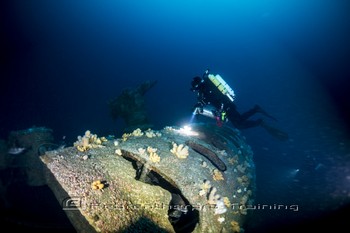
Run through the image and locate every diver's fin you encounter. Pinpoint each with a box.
[260,122,289,141]
[255,105,278,121]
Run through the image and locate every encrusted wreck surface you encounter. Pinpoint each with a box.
[40,123,256,233]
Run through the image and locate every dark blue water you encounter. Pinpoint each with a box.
[1,0,349,232]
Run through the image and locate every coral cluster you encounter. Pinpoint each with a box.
[122,128,162,141]
[138,147,146,155]
[91,180,104,190]
[73,130,106,152]
[122,128,144,141]
[147,146,160,163]
[237,175,250,185]
[228,156,237,165]
[208,187,227,215]
[144,128,162,138]
[212,169,224,181]
[170,142,189,159]
[164,126,174,131]
[231,220,241,232]
[199,178,228,216]
[223,197,231,208]
[115,149,122,156]
[199,180,211,196]
[236,164,246,173]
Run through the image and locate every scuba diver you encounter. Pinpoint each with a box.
[190,69,289,141]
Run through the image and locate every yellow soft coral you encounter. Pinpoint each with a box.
[132,128,144,137]
[231,221,241,233]
[121,128,144,141]
[147,146,160,163]
[149,152,160,163]
[223,196,231,207]
[145,129,156,138]
[122,133,130,141]
[91,180,104,190]
[199,180,211,196]
[212,169,224,181]
[170,142,189,159]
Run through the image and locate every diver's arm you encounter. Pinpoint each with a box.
[202,69,209,79]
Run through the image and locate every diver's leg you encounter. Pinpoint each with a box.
[241,105,278,121]
[240,106,260,121]
[254,105,278,121]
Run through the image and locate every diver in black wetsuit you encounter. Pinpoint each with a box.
[190,69,289,141]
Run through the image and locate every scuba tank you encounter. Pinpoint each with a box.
[208,74,235,102]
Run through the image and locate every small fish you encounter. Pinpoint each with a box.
[8,147,26,155]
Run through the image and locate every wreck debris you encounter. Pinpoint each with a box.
[40,123,255,233]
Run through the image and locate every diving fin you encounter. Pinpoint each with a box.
[260,122,289,141]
